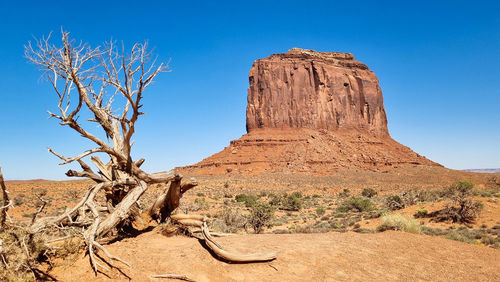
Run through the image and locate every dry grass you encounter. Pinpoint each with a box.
[376,214,422,234]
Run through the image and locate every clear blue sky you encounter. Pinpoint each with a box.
[0,0,499,180]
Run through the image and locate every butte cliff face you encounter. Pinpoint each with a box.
[181,48,439,175]
[246,48,387,135]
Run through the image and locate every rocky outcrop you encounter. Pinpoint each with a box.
[246,48,388,135]
[180,49,439,176]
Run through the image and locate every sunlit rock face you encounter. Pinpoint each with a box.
[246,48,388,136]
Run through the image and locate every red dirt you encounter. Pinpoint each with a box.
[51,231,500,281]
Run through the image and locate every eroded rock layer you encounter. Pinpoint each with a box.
[246,48,388,135]
[180,49,439,175]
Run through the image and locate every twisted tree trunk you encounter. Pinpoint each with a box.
[0,167,10,228]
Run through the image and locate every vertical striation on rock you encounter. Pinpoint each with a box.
[180,48,440,176]
[246,48,388,135]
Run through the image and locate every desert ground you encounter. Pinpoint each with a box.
[3,165,500,281]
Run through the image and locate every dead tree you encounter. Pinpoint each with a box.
[0,167,11,228]
[24,30,275,273]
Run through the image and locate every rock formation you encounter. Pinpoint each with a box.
[246,48,387,135]
[181,48,439,175]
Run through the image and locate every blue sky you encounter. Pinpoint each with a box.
[0,0,499,179]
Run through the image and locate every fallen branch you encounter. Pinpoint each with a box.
[171,214,277,263]
[151,274,195,281]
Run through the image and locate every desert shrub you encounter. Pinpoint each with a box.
[441,181,474,199]
[194,197,209,210]
[376,214,422,234]
[445,230,474,243]
[66,189,80,200]
[353,228,373,234]
[414,208,428,218]
[361,188,377,198]
[364,209,387,219]
[37,189,48,197]
[337,196,375,213]
[272,229,290,234]
[338,188,350,198]
[295,222,331,234]
[268,192,303,211]
[329,220,345,229]
[386,189,441,212]
[320,215,330,221]
[0,226,52,281]
[430,200,483,224]
[403,189,441,204]
[427,181,483,224]
[247,202,274,234]
[280,192,302,210]
[196,192,205,197]
[421,226,449,236]
[385,195,405,210]
[235,193,257,207]
[14,194,26,206]
[215,208,247,233]
[284,192,303,211]
[224,182,230,188]
[438,227,500,248]
[316,206,326,216]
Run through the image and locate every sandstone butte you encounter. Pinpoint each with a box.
[180,48,440,175]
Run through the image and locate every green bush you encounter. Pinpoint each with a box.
[247,202,274,234]
[235,194,257,207]
[414,208,428,218]
[429,181,483,224]
[284,192,303,211]
[315,206,326,216]
[361,188,377,198]
[376,214,422,234]
[442,181,474,199]
[194,197,209,210]
[337,196,375,213]
[445,230,474,243]
[268,192,303,211]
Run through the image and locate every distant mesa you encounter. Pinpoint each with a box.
[180,48,440,175]
[463,169,500,174]
[5,179,49,184]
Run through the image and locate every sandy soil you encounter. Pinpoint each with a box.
[52,230,500,281]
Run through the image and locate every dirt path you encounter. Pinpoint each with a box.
[52,231,500,281]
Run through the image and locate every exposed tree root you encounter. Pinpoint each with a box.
[171,214,277,263]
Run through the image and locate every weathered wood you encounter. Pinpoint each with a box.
[200,222,277,262]
[151,274,195,281]
[90,156,113,181]
[170,216,277,263]
[95,180,148,237]
[0,167,10,227]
